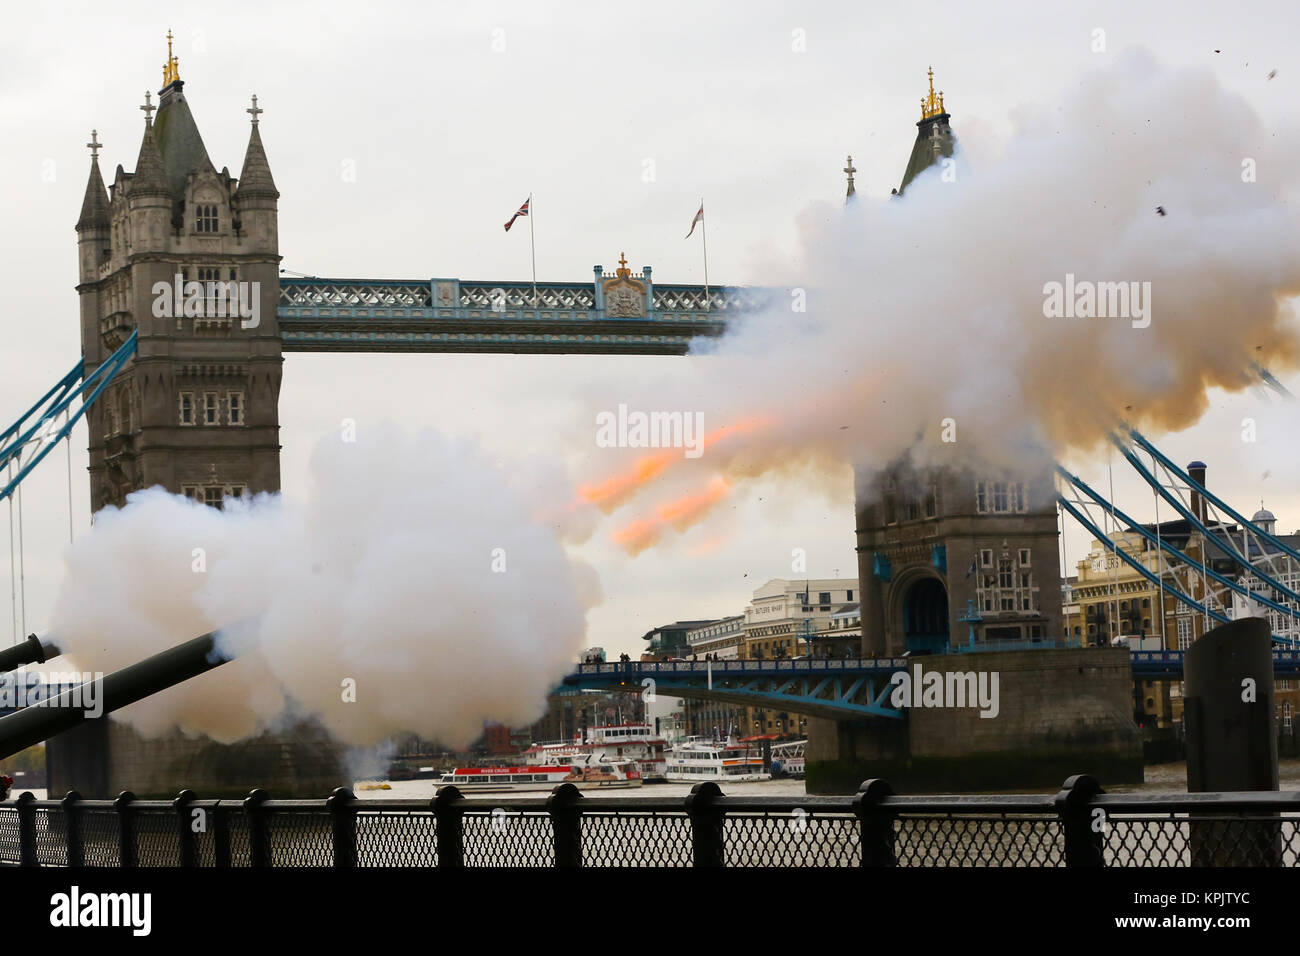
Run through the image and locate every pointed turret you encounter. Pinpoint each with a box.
[236,96,278,200]
[128,114,171,198]
[76,131,111,231]
[895,66,955,196]
[843,155,857,204]
[151,33,215,200]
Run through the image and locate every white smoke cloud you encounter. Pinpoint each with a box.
[39,49,1300,745]
[574,50,1300,547]
[47,424,598,748]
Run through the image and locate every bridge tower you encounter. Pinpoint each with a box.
[801,70,1138,794]
[57,39,341,798]
[75,33,282,513]
[856,69,1063,657]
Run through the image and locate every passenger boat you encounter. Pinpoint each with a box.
[769,739,806,778]
[522,722,668,782]
[665,736,771,783]
[438,756,643,792]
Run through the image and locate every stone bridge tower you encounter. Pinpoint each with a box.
[856,69,1064,656]
[57,39,342,798]
[75,33,282,513]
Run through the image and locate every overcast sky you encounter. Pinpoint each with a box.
[1,0,1297,657]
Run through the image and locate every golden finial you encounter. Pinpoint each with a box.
[616,251,631,277]
[162,29,181,86]
[921,65,946,119]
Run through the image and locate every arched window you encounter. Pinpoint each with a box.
[195,204,219,233]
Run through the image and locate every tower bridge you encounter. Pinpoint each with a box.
[1,45,1293,796]
[277,273,772,354]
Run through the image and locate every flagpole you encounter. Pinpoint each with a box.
[700,197,710,313]
[529,192,537,308]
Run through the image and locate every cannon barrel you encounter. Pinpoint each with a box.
[0,632,229,760]
[0,634,61,675]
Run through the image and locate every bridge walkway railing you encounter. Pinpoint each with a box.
[1,777,1296,867]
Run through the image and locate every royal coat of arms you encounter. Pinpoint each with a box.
[602,253,647,318]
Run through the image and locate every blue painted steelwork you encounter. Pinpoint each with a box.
[1056,495,1229,628]
[956,598,982,648]
[873,553,892,581]
[1130,647,1300,680]
[562,658,906,719]
[1112,434,1300,608]
[1125,426,1300,568]
[0,331,138,503]
[953,638,1077,654]
[276,276,776,354]
[1058,464,1300,643]
[559,651,1300,717]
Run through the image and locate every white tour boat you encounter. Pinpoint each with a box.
[438,755,643,792]
[522,722,669,782]
[665,736,771,783]
[769,739,806,778]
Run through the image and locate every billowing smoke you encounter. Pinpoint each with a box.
[40,50,1300,747]
[47,425,600,748]
[579,51,1300,548]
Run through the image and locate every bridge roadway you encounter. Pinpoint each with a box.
[559,648,1300,720]
[276,275,775,354]
[3,648,1297,720]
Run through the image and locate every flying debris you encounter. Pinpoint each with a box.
[1267,69,1278,80]
[1155,205,1166,216]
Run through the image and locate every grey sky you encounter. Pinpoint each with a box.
[2,0,1297,657]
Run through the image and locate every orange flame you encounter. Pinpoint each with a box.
[575,415,774,513]
[612,477,732,555]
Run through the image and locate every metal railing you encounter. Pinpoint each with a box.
[1,777,1296,867]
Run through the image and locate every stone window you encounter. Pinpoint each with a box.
[195,204,219,233]
[179,392,195,426]
[227,391,244,426]
[1019,548,1031,566]
[203,487,223,508]
[203,392,219,425]
[975,480,1027,514]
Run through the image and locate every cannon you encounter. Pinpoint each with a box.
[0,632,230,760]
[0,633,61,675]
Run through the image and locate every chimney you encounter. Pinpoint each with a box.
[1187,461,1208,524]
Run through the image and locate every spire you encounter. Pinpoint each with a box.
[843,154,857,203]
[129,109,170,198]
[896,66,955,196]
[153,71,214,200]
[236,95,278,199]
[76,130,111,231]
[162,29,180,88]
[920,65,946,120]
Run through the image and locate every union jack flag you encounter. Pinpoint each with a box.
[504,198,530,232]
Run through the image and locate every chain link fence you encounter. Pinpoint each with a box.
[0,777,1296,867]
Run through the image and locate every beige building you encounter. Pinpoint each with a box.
[739,578,859,738]
[742,577,860,661]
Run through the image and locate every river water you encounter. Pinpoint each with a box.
[16,759,1300,803]
[358,758,1300,800]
